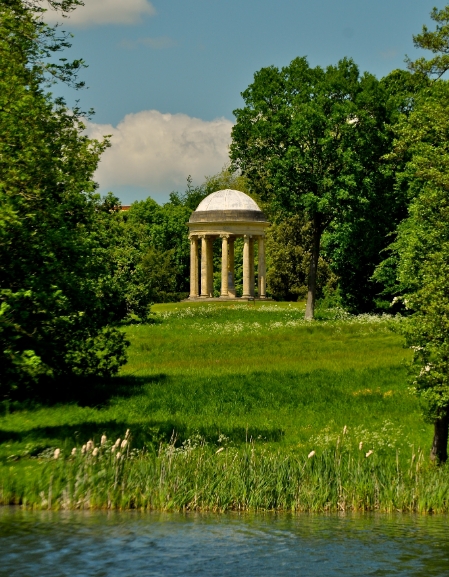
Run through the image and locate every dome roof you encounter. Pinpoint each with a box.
[189,189,267,223]
[196,189,261,212]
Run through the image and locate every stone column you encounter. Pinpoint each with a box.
[200,235,208,297]
[242,235,251,298]
[220,234,229,297]
[189,235,199,298]
[228,237,236,298]
[249,237,255,297]
[258,236,266,298]
[207,236,214,297]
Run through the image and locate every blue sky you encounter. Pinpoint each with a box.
[47,0,437,203]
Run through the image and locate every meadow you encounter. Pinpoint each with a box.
[2,302,448,512]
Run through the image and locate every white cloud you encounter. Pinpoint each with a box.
[86,110,234,196]
[45,0,155,27]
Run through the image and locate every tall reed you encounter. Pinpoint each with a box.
[2,433,448,513]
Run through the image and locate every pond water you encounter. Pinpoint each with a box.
[1,508,449,576]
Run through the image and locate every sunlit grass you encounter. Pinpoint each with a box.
[1,302,439,511]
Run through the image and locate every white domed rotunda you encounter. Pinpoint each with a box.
[187,189,270,299]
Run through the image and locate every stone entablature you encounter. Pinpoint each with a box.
[187,189,270,300]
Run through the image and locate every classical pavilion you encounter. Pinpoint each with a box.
[187,189,270,300]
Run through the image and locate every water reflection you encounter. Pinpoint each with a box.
[1,508,449,576]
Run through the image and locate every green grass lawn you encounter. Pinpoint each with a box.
[4,302,448,512]
[0,302,429,463]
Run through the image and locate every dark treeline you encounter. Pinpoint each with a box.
[2,1,449,458]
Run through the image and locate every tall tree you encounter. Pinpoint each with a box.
[230,57,391,319]
[407,5,449,80]
[0,0,128,398]
[375,5,449,462]
[383,81,449,462]
[266,214,336,302]
[323,69,429,313]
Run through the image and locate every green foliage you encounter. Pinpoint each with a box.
[380,82,449,425]
[126,194,192,298]
[266,214,337,301]
[0,2,128,397]
[231,57,395,317]
[407,5,449,80]
[141,247,179,303]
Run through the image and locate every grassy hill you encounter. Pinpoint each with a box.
[2,302,444,512]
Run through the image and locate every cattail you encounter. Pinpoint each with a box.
[71,447,77,456]
[365,450,374,458]
[86,440,94,451]
[343,425,348,435]
[81,444,87,454]
[54,448,61,459]
[92,447,99,457]
[125,429,130,439]
[116,452,122,459]
[101,435,107,445]
[111,445,117,453]
[359,442,363,451]
[121,439,128,449]
[308,450,316,459]
[115,439,121,448]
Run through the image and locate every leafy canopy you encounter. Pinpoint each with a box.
[376,80,449,460]
[231,56,394,317]
[0,0,129,397]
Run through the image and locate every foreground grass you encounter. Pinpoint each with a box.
[1,302,445,512]
[3,437,449,513]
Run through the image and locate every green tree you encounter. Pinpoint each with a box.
[373,5,449,461]
[126,195,192,298]
[0,1,128,398]
[230,57,392,319]
[266,214,336,302]
[407,5,449,80]
[380,81,449,462]
[95,193,155,318]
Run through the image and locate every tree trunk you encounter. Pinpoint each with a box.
[305,217,321,320]
[430,408,449,463]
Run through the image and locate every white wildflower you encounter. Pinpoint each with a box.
[92,447,99,457]
[121,439,128,449]
[359,442,363,451]
[86,440,94,451]
[116,452,122,460]
[101,435,107,445]
[419,364,432,376]
[343,425,348,435]
[54,448,60,459]
[71,447,77,456]
[366,450,374,458]
[308,450,316,459]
